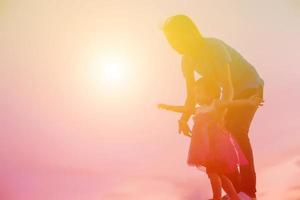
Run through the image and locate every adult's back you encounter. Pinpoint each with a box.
[194,38,264,97]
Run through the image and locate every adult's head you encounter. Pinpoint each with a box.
[162,15,203,55]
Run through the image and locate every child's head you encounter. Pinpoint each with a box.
[195,77,220,105]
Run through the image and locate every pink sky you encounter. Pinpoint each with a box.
[0,0,300,199]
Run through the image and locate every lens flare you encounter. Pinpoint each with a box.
[88,53,128,88]
[102,61,124,84]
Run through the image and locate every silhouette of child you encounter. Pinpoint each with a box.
[158,77,263,200]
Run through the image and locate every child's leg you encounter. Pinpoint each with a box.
[207,173,222,200]
[220,174,240,200]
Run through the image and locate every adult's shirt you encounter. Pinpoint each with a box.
[182,37,264,99]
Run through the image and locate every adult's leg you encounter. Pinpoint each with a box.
[220,174,239,200]
[225,87,263,198]
[230,107,257,198]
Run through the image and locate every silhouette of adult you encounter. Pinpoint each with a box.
[162,15,264,199]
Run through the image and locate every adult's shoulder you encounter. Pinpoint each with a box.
[205,38,231,58]
[204,37,232,66]
[204,37,226,47]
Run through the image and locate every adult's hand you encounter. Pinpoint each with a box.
[178,120,192,137]
[249,95,264,107]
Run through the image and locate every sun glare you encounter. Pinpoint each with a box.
[88,53,130,90]
[102,61,124,84]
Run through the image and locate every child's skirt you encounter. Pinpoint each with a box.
[187,114,248,174]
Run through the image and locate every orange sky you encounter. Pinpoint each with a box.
[0,0,300,199]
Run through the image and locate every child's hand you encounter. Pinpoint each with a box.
[249,95,264,107]
[157,104,169,110]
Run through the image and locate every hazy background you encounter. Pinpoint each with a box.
[1,0,300,199]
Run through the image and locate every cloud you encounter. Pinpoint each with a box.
[98,172,212,200]
[295,158,300,168]
[289,185,300,192]
[258,156,300,199]
[286,185,300,200]
[101,178,186,200]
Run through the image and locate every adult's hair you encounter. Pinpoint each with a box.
[162,15,202,42]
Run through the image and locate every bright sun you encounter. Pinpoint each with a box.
[87,50,142,101]
[89,54,129,89]
[102,61,124,84]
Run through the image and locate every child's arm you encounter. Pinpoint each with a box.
[215,95,264,109]
[158,104,196,114]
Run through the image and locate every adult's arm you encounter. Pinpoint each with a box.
[211,44,234,126]
[178,56,196,135]
[218,63,234,102]
[212,43,234,102]
[215,95,264,109]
